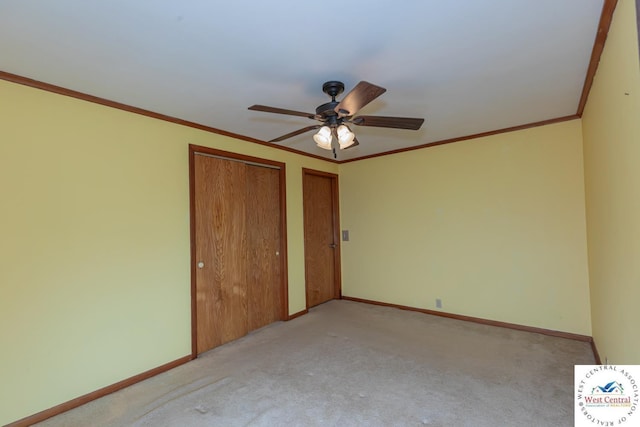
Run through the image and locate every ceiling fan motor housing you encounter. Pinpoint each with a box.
[317,81,346,126]
[315,101,340,125]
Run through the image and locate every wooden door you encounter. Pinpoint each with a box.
[194,155,248,353]
[246,165,283,331]
[192,147,287,356]
[303,169,341,308]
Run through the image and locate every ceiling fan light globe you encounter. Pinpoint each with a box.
[313,126,332,150]
[339,139,356,150]
[337,125,356,149]
[315,139,333,150]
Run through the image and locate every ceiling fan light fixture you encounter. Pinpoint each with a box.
[337,124,356,149]
[313,126,332,150]
[249,80,424,156]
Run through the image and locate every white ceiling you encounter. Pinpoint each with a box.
[0,0,605,161]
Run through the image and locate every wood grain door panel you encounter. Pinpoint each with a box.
[192,147,286,356]
[303,170,340,308]
[195,155,248,353]
[246,165,282,331]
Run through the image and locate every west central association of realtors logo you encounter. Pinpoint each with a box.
[575,365,639,426]
[585,380,629,406]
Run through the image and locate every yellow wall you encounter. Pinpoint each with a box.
[581,0,640,364]
[339,120,592,335]
[0,79,337,425]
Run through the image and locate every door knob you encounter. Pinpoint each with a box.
[328,243,337,249]
[197,261,205,269]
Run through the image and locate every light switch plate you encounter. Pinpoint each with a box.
[342,230,349,241]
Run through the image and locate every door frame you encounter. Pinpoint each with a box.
[189,144,288,358]
[302,168,342,308]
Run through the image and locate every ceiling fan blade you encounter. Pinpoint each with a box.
[269,125,320,142]
[249,105,316,119]
[342,137,360,150]
[351,115,424,130]
[334,81,386,118]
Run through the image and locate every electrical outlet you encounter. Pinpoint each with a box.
[436,298,442,308]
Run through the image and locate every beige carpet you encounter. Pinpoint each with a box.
[36,300,594,426]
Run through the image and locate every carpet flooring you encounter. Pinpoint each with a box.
[36,299,594,426]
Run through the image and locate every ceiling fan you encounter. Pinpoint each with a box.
[248,81,425,156]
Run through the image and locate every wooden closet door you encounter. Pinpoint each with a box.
[246,165,283,331]
[303,170,341,308]
[194,155,248,353]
